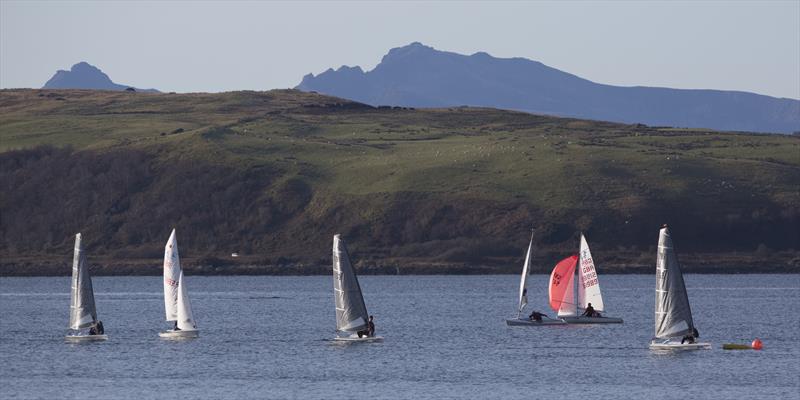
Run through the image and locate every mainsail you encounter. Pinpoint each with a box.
[549,255,577,317]
[69,233,98,330]
[577,234,604,313]
[516,236,534,317]
[163,229,196,330]
[654,227,694,339]
[332,234,369,333]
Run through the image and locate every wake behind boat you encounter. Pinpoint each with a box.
[65,233,108,342]
[331,234,383,342]
[506,233,566,326]
[649,225,710,351]
[159,229,199,339]
[549,234,623,324]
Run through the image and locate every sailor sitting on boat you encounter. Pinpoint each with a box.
[357,316,375,338]
[582,303,601,318]
[88,320,104,335]
[528,311,548,322]
[681,328,700,344]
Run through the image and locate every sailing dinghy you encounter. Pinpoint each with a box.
[159,229,199,339]
[550,235,623,324]
[649,226,710,350]
[506,234,566,326]
[331,234,383,342]
[65,233,107,341]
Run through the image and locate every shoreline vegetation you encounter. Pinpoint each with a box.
[2,252,797,276]
[1,89,798,275]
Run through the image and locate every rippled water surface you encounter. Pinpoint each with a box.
[1,274,798,399]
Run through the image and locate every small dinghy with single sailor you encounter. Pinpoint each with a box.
[506,233,566,326]
[159,229,199,339]
[552,235,623,324]
[649,225,710,351]
[331,234,383,342]
[65,233,107,342]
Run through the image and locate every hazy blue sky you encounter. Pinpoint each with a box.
[2,1,798,99]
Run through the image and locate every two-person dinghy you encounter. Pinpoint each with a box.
[65,233,107,341]
[331,234,383,342]
[649,225,710,351]
[506,234,566,326]
[548,235,623,324]
[159,229,199,339]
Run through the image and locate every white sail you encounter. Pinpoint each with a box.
[69,233,98,330]
[654,227,694,339]
[175,270,196,330]
[332,234,369,333]
[577,234,604,313]
[516,236,533,317]
[163,229,196,330]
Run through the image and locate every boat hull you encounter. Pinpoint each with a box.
[65,334,107,341]
[333,335,384,342]
[159,329,199,339]
[649,341,711,351]
[561,316,623,324]
[506,318,566,326]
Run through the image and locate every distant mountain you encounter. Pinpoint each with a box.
[297,42,800,134]
[42,62,158,92]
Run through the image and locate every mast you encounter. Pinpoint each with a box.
[516,232,534,318]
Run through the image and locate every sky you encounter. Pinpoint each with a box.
[1,1,799,99]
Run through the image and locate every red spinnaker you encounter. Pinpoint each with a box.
[549,255,578,312]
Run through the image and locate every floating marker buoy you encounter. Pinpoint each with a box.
[751,338,763,350]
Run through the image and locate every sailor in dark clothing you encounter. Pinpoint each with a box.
[173,321,181,331]
[89,320,104,335]
[528,311,548,322]
[582,303,600,317]
[356,316,376,338]
[681,327,699,344]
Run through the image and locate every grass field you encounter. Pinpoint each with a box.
[1,89,798,273]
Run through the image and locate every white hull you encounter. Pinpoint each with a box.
[159,329,199,339]
[649,341,711,351]
[65,334,107,341]
[506,318,566,326]
[333,335,384,342]
[561,316,623,324]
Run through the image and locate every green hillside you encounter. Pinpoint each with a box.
[1,89,798,274]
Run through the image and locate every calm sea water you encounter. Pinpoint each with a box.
[1,274,798,400]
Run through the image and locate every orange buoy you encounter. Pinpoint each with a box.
[751,338,763,350]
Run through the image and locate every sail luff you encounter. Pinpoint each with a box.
[332,235,369,333]
[69,233,97,330]
[654,227,695,339]
[578,234,605,312]
[516,236,533,316]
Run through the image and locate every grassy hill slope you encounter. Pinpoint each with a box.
[1,89,798,274]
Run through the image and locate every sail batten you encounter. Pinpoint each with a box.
[332,235,369,333]
[654,227,695,339]
[69,233,98,330]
